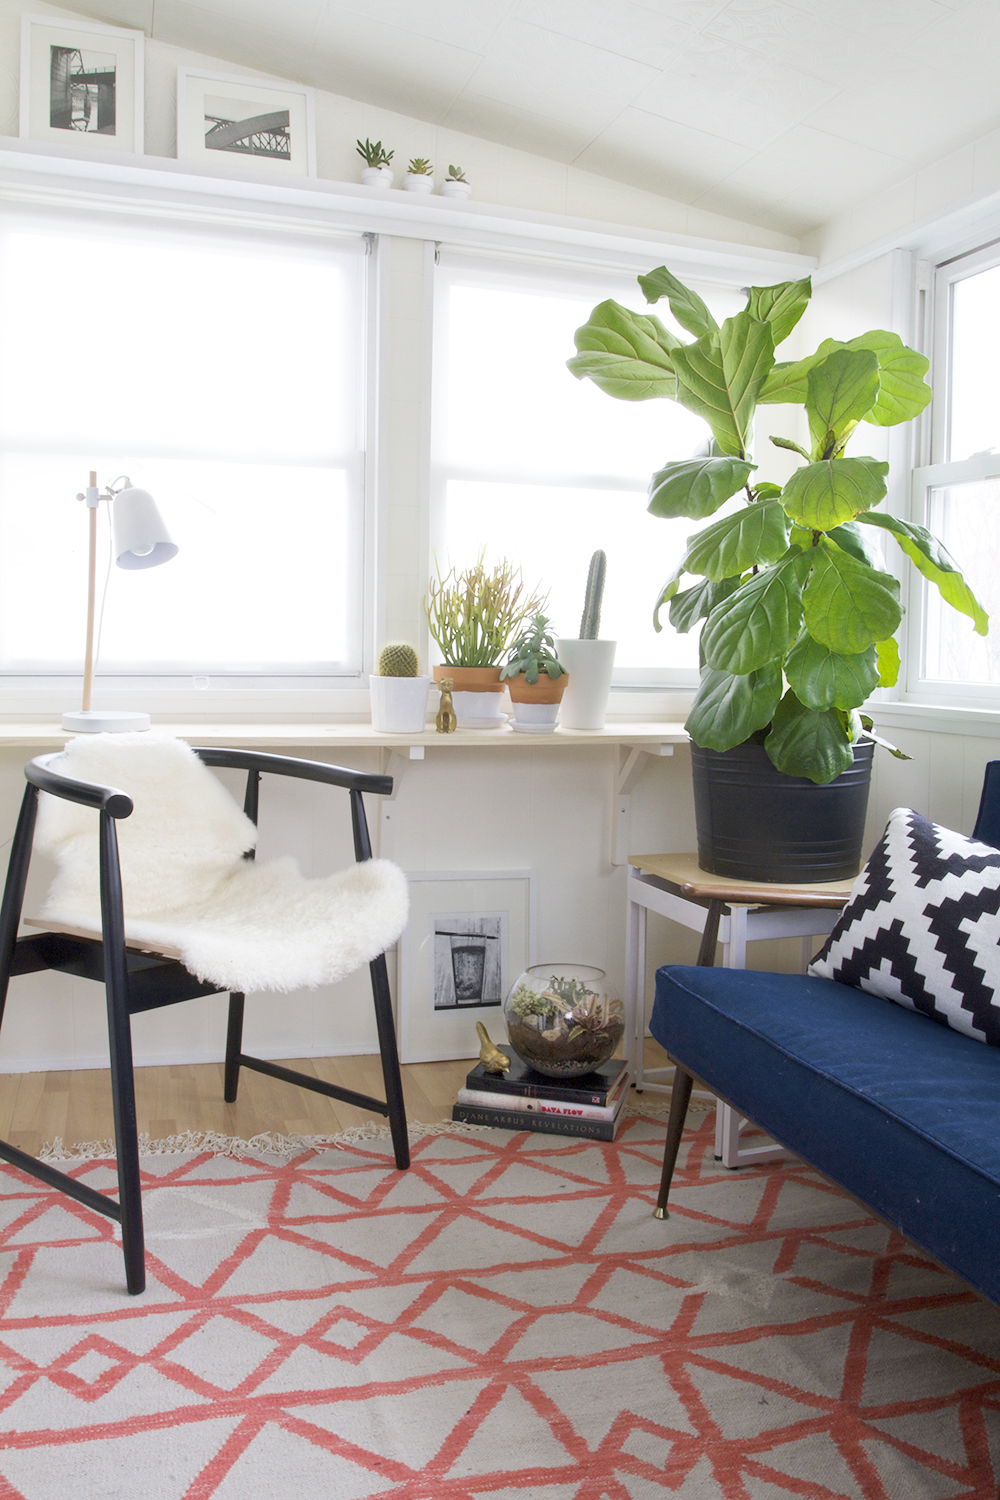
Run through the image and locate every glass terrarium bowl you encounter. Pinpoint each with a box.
[503,963,624,1078]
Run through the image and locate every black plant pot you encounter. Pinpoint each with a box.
[690,740,874,884]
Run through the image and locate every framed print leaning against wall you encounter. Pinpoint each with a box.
[177,69,316,177]
[20,15,144,154]
[397,872,536,1064]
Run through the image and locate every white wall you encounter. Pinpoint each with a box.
[0,0,994,1083]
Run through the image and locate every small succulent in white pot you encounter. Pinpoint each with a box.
[404,157,434,193]
[357,138,394,187]
[440,164,471,199]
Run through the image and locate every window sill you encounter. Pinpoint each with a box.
[869,701,1000,739]
[0,720,689,750]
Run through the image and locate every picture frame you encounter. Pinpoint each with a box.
[20,14,144,154]
[397,871,536,1064]
[177,68,316,178]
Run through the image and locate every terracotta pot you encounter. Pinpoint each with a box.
[505,671,569,705]
[433,665,503,692]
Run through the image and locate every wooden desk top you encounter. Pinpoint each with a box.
[628,852,856,908]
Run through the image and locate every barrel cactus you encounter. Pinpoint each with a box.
[376,641,419,677]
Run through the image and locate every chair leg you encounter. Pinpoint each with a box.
[369,953,409,1170]
[100,812,145,1295]
[653,1064,694,1220]
[224,994,245,1103]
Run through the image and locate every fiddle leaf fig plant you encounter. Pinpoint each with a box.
[568,267,989,785]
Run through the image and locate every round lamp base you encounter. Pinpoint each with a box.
[61,710,151,734]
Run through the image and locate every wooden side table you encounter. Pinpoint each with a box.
[625,853,854,1167]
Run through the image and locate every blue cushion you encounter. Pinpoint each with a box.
[651,965,1000,1304]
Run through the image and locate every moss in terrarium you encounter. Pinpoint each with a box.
[508,983,560,1020]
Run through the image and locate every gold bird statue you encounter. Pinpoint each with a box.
[476,1022,510,1074]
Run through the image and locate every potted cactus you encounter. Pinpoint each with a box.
[356,138,394,187]
[501,614,568,733]
[369,641,430,733]
[555,550,617,729]
[404,157,434,193]
[441,165,471,200]
[425,552,547,727]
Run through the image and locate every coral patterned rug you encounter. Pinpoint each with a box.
[0,1113,994,1499]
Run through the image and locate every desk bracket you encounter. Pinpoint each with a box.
[614,743,674,866]
[378,746,425,858]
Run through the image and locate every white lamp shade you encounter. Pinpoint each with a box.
[112,487,178,570]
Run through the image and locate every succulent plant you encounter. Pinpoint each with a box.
[425,551,548,667]
[445,164,467,182]
[356,138,393,168]
[407,157,433,175]
[579,550,606,640]
[376,641,419,677]
[500,614,566,684]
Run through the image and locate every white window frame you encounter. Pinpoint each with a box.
[429,248,752,695]
[0,139,815,723]
[899,237,1000,711]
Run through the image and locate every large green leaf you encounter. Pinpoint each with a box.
[652,563,685,631]
[806,347,880,458]
[784,635,879,710]
[826,520,884,566]
[781,456,889,531]
[638,265,718,339]
[843,330,931,427]
[802,540,902,653]
[671,312,775,458]
[876,635,901,687]
[567,300,680,400]
[686,664,782,750]
[745,277,812,347]
[682,497,790,581]
[647,456,754,520]
[858,511,989,635]
[701,550,812,674]
[764,691,855,784]
[758,350,826,404]
[757,331,931,429]
[668,575,742,633]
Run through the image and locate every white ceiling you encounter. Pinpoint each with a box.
[80,0,1000,237]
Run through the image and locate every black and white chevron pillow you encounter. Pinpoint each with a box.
[809,807,1000,1046]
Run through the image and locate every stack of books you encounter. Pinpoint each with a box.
[452,1057,630,1140]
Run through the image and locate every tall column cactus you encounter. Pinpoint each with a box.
[579,550,606,639]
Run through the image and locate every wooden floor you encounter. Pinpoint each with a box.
[0,1042,678,1156]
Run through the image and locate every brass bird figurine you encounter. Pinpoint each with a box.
[476,1022,510,1074]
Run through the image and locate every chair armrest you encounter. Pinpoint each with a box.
[192,747,392,797]
[26,753,133,818]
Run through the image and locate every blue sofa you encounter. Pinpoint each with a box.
[650,963,1000,1307]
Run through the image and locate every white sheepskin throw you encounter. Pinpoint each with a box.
[35,734,409,994]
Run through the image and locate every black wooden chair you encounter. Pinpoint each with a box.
[0,747,409,1295]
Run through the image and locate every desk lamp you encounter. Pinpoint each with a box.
[61,473,178,733]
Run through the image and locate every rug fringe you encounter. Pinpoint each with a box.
[38,1096,710,1164]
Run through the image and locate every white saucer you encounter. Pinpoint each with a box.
[457,714,509,729]
[511,720,557,734]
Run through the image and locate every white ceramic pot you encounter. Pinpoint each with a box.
[403,173,434,193]
[451,689,507,725]
[553,639,617,729]
[440,180,471,199]
[511,701,559,734]
[369,675,430,733]
[361,166,394,187]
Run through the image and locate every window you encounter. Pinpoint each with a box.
[431,253,744,684]
[0,203,367,696]
[909,242,1000,704]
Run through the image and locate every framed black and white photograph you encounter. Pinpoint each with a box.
[20,15,144,154]
[177,69,316,177]
[398,872,535,1064]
